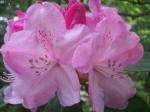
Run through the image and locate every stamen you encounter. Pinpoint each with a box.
[118,63,122,67]
[35,59,39,63]
[0,72,15,83]
[39,57,44,61]
[96,59,126,79]
[45,55,48,58]
[28,55,56,75]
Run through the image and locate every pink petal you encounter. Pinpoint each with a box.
[4,20,15,42]
[4,64,80,109]
[13,19,24,32]
[65,2,86,29]
[4,68,57,109]
[96,16,127,42]
[95,16,140,63]
[54,3,65,16]
[53,24,91,64]
[4,11,25,42]
[36,1,43,5]
[88,0,101,14]
[100,7,118,19]
[16,10,25,18]
[72,39,93,73]
[1,31,55,79]
[2,31,80,108]
[24,2,66,40]
[66,0,76,10]
[4,85,23,104]
[89,70,136,111]
[88,70,104,112]
[86,7,118,31]
[121,43,144,66]
[14,10,25,32]
[103,76,136,109]
[86,13,101,31]
[55,64,80,106]
[103,32,143,67]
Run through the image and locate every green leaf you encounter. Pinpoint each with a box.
[105,96,150,112]
[127,52,150,72]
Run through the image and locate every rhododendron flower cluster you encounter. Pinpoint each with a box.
[0,0,143,112]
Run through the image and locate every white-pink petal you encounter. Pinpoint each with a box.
[55,64,80,106]
[89,70,104,112]
[24,2,66,41]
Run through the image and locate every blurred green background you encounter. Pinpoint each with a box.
[0,0,150,112]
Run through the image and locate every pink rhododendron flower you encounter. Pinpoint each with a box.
[0,0,144,112]
[0,1,91,110]
[72,0,144,112]
[4,10,25,42]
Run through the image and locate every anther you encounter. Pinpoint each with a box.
[39,57,44,61]
[108,63,111,68]
[35,71,39,73]
[29,59,33,63]
[118,63,122,67]
[108,59,111,64]
[0,72,15,83]
[45,55,48,58]
[30,66,34,69]
[35,60,39,63]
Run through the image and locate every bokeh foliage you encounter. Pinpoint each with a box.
[0,0,150,112]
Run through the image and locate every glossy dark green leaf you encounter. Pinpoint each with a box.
[127,52,150,72]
